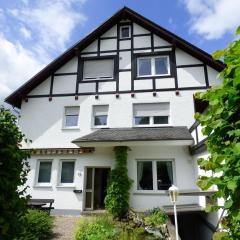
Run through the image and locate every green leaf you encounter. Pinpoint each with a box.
[212,50,224,60]
[205,204,220,213]
[227,181,237,191]
[224,199,233,209]
[236,26,240,35]
[233,143,240,154]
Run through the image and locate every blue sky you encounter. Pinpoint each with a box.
[0,0,239,100]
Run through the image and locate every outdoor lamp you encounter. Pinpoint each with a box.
[169,185,179,240]
[169,185,179,203]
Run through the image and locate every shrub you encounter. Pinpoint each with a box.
[144,208,168,227]
[195,28,240,239]
[0,106,31,239]
[105,146,133,219]
[21,209,54,240]
[75,215,118,240]
[213,232,229,240]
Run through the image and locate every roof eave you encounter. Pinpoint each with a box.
[72,139,194,147]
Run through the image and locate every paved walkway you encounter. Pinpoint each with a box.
[52,216,80,240]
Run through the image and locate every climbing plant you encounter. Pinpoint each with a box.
[105,146,133,219]
[195,27,240,239]
[0,106,31,239]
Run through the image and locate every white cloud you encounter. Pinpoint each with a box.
[19,26,31,39]
[0,0,87,100]
[181,0,240,39]
[9,0,87,51]
[0,34,44,98]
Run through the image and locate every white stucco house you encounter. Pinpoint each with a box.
[5,7,225,239]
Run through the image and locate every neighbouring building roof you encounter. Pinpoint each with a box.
[72,127,193,143]
[5,6,225,108]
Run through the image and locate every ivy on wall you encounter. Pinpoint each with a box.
[195,28,240,239]
[104,146,133,219]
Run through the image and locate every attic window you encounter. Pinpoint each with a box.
[137,56,170,77]
[83,59,114,80]
[120,25,130,39]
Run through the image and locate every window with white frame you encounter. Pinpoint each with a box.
[137,160,174,190]
[37,160,52,184]
[93,105,109,127]
[137,56,170,77]
[64,106,80,128]
[83,59,114,80]
[120,25,130,39]
[133,103,170,126]
[60,160,75,184]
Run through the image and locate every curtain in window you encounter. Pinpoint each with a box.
[137,162,144,190]
[166,161,173,184]
[137,161,153,190]
[157,161,173,190]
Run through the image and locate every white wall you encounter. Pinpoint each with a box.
[27,145,199,211]
[175,48,202,65]
[27,147,114,210]
[55,57,78,73]
[28,77,51,95]
[128,145,198,211]
[20,91,197,148]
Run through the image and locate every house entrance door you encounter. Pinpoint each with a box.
[84,167,110,210]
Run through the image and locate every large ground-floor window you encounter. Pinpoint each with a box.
[137,160,174,191]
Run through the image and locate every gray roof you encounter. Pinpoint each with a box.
[72,127,193,143]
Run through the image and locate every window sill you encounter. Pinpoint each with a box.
[133,124,172,128]
[33,185,53,188]
[56,185,76,188]
[62,127,80,130]
[92,126,109,129]
[133,190,168,196]
[82,78,115,82]
[135,75,172,80]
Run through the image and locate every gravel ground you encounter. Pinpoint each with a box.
[52,216,80,240]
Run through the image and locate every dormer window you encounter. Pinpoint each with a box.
[120,25,130,39]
